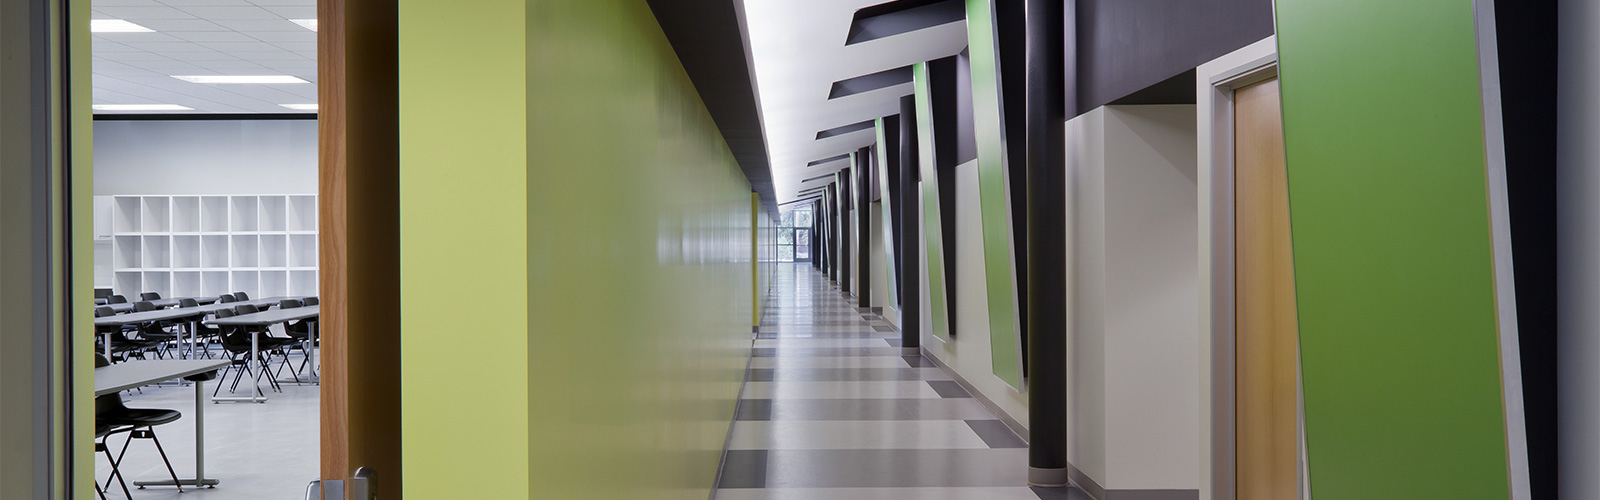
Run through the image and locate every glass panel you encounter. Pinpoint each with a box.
[779,246,794,262]
[780,209,794,227]
[795,209,812,228]
[795,229,809,247]
[796,245,810,259]
[779,227,794,244]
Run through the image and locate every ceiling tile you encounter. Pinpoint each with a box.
[134,19,231,31]
[169,31,258,42]
[259,5,314,18]
[94,6,197,19]
[246,30,314,43]
[178,6,280,19]
[212,19,304,31]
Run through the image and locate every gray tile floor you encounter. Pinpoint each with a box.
[95,359,318,499]
[715,263,1086,500]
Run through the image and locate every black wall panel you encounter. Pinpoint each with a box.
[1073,0,1273,113]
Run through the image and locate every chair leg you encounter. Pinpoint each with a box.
[94,480,108,500]
[110,433,136,498]
[143,429,184,493]
[98,438,132,500]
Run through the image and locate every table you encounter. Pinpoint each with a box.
[92,297,307,359]
[207,305,319,403]
[95,360,229,489]
[101,296,220,314]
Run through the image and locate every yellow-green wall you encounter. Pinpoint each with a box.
[401,0,755,497]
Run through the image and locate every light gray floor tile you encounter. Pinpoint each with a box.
[754,398,998,421]
[754,339,895,349]
[763,449,1030,488]
[749,356,911,369]
[746,367,950,382]
[715,487,1047,499]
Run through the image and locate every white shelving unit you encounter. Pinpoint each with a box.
[103,194,319,300]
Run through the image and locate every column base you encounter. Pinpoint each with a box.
[1028,466,1069,487]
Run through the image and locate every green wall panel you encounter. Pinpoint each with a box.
[401,0,753,498]
[964,0,1023,390]
[1275,1,1513,498]
[914,62,953,342]
[399,0,530,496]
[876,118,899,308]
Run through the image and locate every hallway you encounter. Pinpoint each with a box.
[715,263,1081,500]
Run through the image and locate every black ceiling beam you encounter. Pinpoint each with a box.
[846,0,966,46]
[646,0,778,219]
[828,65,914,99]
[816,119,877,140]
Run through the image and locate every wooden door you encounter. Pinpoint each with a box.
[1234,77,1300,500]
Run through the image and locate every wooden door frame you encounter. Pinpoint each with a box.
[1196,35,1305,500]
[317,0,401,497]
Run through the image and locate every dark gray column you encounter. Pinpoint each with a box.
[838,173,851,293]
[812,200,822,270]
[856,148,872,308]
[898,96,921,354]
[1025,0,1068,487]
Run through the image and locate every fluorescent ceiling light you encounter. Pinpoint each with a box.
[172,75,309,84]
[280,104,318,111]
[91,19,154,33]
[92,104,193,111]
[291,19,317,31]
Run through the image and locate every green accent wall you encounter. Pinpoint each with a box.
[875,118,899,308]
[1275,1,1513,498]
[400,0,754,498]
[965,0,1023,390]
[913,62,952,342]
[71,0,95,494]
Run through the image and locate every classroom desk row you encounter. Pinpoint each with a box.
[93,297,319,403]
[100,296,220,314]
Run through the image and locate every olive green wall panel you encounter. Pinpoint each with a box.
[876,118,899,308]
[914,62,953,342]
[964,0,1023,390]
[401,0,754,498]
[1275,1,1516,498]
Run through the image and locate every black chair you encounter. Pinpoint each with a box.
[107,295,129,304]
[179,298,198,308]
[139,292,161,301]
[232,291,249,301]
[303,297,318,306]
[96,306,159,362]
[214,308,295,395]
[278,300,315,376]
[218,293,237,304]
[94,354,185,494]
[132,301,181,358]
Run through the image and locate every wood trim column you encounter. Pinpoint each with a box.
[319,0,401,496]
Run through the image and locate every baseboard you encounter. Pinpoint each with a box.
[1067,464,1198,500]
[920,346,1029,442]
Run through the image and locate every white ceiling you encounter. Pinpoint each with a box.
[742,0,967,203]
[91,0,317,114]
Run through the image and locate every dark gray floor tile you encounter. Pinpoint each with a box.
[903,355,937,367]
[764,449,1029,488]
[718,449,768,488]
[746,367,941,382]
[873,325,896,332]
[755,347,905,357]
[966,420,1027,448]
[764,398,998,421]
[927,380,972,398]
[885,339,903,347]
[736,399,773,421]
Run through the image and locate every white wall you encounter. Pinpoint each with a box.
[93,119,317,196]
[1066,106,1201,492]
[1559,0,1600,497]
[922,158,1031,429]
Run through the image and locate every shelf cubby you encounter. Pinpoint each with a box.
[172,196,200,233]
[260,270,288,298]
[288,195,316,232]
[288,234,317,268]
[201,235,229,268]
[260,234,288,268]
[173,271,201,297]
[259,195,288,232]
[173,235,201,269]
[113,236,141,269]
[113,196,141,233]
[113,271,141,297]
[201,196,230,232]
[231,196,258,232]
[142,197,170,233]
[142,235,171,269]
[142,271,171,298]
[231,271,259,299]
[289,270,318,297]
[231,235,259,268]
[201,271,231,297]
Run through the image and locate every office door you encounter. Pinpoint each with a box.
[1234,77,1300,500]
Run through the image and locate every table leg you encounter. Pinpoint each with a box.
[103,332,111,360]
[211,330,268,403]
[133,378,221,488]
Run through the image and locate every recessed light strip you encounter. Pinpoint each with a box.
[291,19,318,31]
[280,104,319,111]
[172,75,309,84]
[90,19,153,33]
